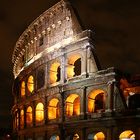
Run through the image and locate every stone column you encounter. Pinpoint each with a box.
[86,45,98,76]
[106,127,115,140]
[60,90,65,139]
[81,46,87,77]
[105,80,114,112]
[45,96,48,124]
[80,87,86,119]
[23,106,26,129]
[33,24,38,55]
[61,51,66,83]
[32,101,36,127]
[17,109,20,131]
[24,106,27,129]
[58,85,65,122]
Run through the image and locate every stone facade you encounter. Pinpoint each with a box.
[12,0,140,140]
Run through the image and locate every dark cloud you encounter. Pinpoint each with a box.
[0,0,140,128]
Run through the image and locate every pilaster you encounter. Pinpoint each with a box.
[105,80,115,112]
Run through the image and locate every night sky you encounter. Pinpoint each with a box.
[0,0,140,129]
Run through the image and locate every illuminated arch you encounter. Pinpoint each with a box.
[66,94,80,116]
[15,109,19,130]
[20,109,24,129]
[50,62,61,84]
[35,103,44,123]
[88,132,105,140]
[48,98,60,120]
[67,54,81,78]
[119,130,135,140]
[94,132,105,140]
[88,89,105,113]
[21,81,25,97]
[73,134,80,140]
[50,135,60,140]
[27,75,34,93]
[26,106,32,126]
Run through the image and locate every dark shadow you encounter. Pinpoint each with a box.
[56,66,61,82]
[95,93,104,112]
[74,58,81,76]
[129,94,140,109]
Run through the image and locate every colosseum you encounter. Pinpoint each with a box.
[12,0,140,140]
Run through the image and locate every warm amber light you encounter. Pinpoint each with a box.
[88,89,105,113]
[119,130,135,139]
[27,75,34,93]
[56,136,60,140]
[21,81,25,97]
[26,106,32,126]
[73,134,80,140]
[94,132,105,140]
[68,55,81,65]
[15,110,19,129]
[67,65,75,78]
[48,98,59,120]
[50,62,60,84]
[88,98,95,113]
[35,103,44,123]
[67,55,81,79]
[66,94,80,116]
[20,109,24,129]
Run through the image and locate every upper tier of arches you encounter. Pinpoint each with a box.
[12,0,83,78]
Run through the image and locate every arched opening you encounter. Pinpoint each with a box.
[88,132,105,140]
[73,134,80,140]
[27,75,34,93]
[119,130,135,140]
[35,103,44,123]
[66,134,80,140]
[57,66,61,82]
[50,62,61,84]
[74,58,81,76]
[26,106,32,127]
[128,93,140,109]
[88,89,105,113]
[15,109,19,130]
[37,69,45,89]
[50,135,60,140]
[48,98,60,120]
[66,94,80,117]
[67,55,81,79]
[39,36,44,46]
[94,132,105,140]
[13,77,20,98]
[21,81,25,97]
[20,109,24,129]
